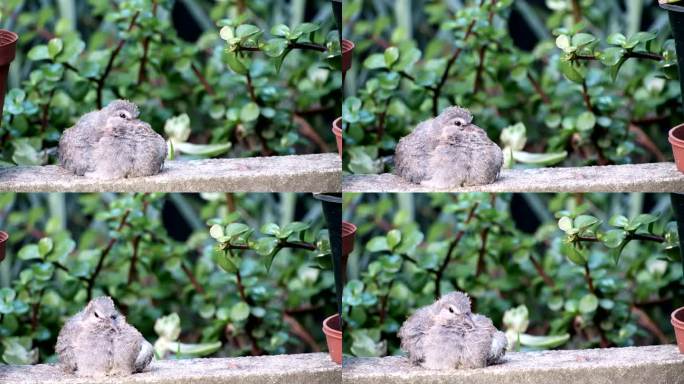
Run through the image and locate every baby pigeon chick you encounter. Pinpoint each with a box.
[56,296,154,377]
[398,291,507,370]
[58,100,166,179]
[394,106,503,188]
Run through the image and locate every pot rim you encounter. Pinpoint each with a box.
[0,231,8,243]
[341,39,355,53]
[322,314,342,338]
[671,306,684,328]
[0,30,18,49]
[669,124,684,148]
[660,0,684,11]
[342,221,357,237]
[332,117,343,134]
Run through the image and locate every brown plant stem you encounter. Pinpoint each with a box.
[376,97,392,138]
[631,305,669,344]
[30,288,46,331]
[581,81,593,112]
[475,227,490,277]
[434,202,479,298]
[227,240,315,252]
[245,72,257,102]
[583,263,596,294]
[529,254,555,288]
[137,1,158,85]
[40,89,56,134]
[86,209,130,300]
[283,313,321,351]
[237,41,327,54]
[191,63,216,96]
[473,46,487,94]
[226,193,236,213]
[127,235,141,285]
[291,42,327,52]
[294,114,330,152]
[527,72,550,104]
[431,19,476,116]
[629,124,667,162]
[576,232,665,243]
[97,11,140,108]
[571,0,582,23]
[127,197,148,285]
[574,51,663,62]
[181,262,205,294]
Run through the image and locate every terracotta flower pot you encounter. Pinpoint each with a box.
[0,30,18,125]
[669,124,684,172]
[332,117,342,157]
[341,221,356,282]
[341,39,354,74]
[671,306,684,353]
[322,313,342,364]
[342,221,356,256]
[0,231,8,262]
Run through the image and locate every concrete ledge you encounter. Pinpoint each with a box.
[0,353,340,384]
[0,154,341,192]
[342,345,684,384]
[343,163,684,192]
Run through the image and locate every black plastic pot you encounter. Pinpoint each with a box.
[0,30,18,125]
[315,193,343,321]
[332,0,342,41]
[661,1,684,109]
[670,193,684,280]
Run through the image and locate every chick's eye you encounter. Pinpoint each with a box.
[93,312,100,318]
[119,113,127,119]
[448,307,454,314]
[455,120,462,126]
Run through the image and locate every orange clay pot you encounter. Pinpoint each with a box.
[0,231,8,262]
[671,306,684,353]
[323,313,342,364]
[341,221,356,282]
[341,221,356,257]
[669,124,684,173]
[341,39,354,74]
[333,117,342,157]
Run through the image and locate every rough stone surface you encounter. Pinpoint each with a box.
[0,353,340,384]
[343,162,684,193]
[0,154,341,192]
[342,345,684,384]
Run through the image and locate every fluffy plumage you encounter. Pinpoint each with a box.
[398,291,507,370]
[58,100,166,179]
[55,296,153,377]
[394,106,503,188]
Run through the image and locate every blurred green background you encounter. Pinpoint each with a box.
[343,193,682,357]
[0,0,341,166]
[0,193,335,364]
[342,0,681,173]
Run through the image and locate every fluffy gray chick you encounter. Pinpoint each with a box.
[58,100,166,179]
[56,296,154,377]
[394,106,502,188]
[398,291,507,370]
